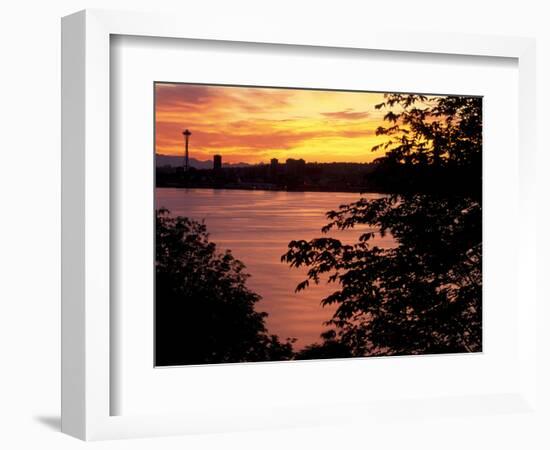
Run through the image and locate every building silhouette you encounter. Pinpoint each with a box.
[285,158,306,187]
[213,154,222,170]
[285,158,305,176]
[270,158,279,180]
[182,129,192,172]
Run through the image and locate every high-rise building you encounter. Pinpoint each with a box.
[285,158,306,187]
[213,154,222,170]
[269,158,279,181]
[286,158,305,176]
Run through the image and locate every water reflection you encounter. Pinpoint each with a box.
[156,188,393,348]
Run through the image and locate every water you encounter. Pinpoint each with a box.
[156,188,392,349]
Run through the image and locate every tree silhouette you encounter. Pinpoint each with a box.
[283,94,482,357]
[156,208,294,365]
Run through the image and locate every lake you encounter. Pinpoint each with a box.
[156,188,393,349]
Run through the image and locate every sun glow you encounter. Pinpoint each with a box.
[155,83,391,164]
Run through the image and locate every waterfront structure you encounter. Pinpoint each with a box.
[213,154,222,170]
[182,129,191,171]
[286,158,306,176]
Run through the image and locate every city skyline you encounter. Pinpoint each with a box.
[156,151,367,168]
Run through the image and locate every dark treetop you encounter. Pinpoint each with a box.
[155,208,294,366]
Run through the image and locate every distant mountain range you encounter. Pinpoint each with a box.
[156,154,251,169]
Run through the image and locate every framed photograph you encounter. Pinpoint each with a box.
[153,82,482,367]
[62,9,538,441]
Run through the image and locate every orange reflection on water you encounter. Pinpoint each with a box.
[156,188,394,349]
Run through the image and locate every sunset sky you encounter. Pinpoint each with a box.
[155,83,396,164]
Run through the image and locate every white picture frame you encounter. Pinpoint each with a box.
[61,9,538,441]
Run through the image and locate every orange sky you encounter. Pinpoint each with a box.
[155,83,394,164]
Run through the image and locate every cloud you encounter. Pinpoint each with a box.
[156,120,323,152]
[155,83,294,118]
[156,119,375,157]
[322,109,370,120]
[155,83,216,107]
[154,83,386,163]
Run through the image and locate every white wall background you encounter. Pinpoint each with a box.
[0,1,548,448]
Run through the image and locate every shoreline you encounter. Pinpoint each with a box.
[155,184,389,196]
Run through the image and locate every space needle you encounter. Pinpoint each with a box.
[182,129,191,172]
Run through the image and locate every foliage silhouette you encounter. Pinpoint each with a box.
[283,94,482,357]
[294,330,353,360]
[156,208,294,366]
